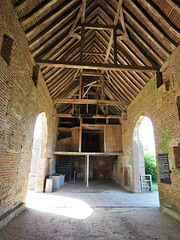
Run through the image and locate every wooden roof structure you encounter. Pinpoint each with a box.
[12,0,180,118]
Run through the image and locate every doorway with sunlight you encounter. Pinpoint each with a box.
[28,112,48,192]
[133,116,158,193]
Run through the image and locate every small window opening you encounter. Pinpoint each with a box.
[173,145,180,168]
[177,96,180,121]
[1,35,14,65]
[32,65,40,87]
[156,71,163,88]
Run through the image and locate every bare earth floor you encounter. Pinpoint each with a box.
[0,180,180,240]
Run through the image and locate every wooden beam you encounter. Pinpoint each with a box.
[83,52,106,56]
[82,124,105,129]
[83,85,93,98]
[36,60,159,72]
[80,71,103,76]
[53,98,129,106]
[113,27,117,64]
[20,0,58,26]
[165,0,180,12]
[123,7,170,58]
[60,42,81,62]
[105,32,114,63]
[69,6,82,36]
[79,69,82,99]
[104,125,107,153]
[81,0,86,24]
[104,0,123,64]
[15,0,31,12]
[25,0,78,37]
[57,113,121,119]
[83,23,115,30]
[83,81,97,88]
[118,0,128,37]
[53,151,123,156]
[125,1,176,51]
[125,23,164,66]
[69,32,81,40]
[117,45,136,65]
[80,26,85,62]
[102,75,105,100]
[95,26,153,71]
[79,118,82,152]
[29,5,80,48]
[142,0,180,38]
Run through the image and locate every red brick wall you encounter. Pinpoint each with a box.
[116,45,180,214]
[0,0,57,218]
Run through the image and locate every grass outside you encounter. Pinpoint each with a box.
[152,182,158,191]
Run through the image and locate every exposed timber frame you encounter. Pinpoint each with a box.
[36,60,159,72]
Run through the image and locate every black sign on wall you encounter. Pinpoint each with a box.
[158,154,171,184]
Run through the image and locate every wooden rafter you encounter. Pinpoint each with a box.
[125,23,164,66]
[29,4,80,48]
[20,0,58,26]
[128,0,177,50]
[15,0,31,12]
[81,0,87,24]
[13,0,180,116]
[25,0,78,37]
[142,0,180,38]
[123,7,171,58]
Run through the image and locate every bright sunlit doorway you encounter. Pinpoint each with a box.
[133,116,158,193]
[28,112,48,192]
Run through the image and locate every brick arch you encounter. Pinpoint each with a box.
[28,112,48,192]
[133,115,156,192]
[133,116,146,192]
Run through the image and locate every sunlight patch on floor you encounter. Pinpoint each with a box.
[26,190,93,219]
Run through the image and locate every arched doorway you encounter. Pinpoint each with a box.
[28,112,48,192]
[133,116,156,192]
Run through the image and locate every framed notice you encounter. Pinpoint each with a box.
[158,154,171,184]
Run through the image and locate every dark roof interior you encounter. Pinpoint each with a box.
[12,0,180,118]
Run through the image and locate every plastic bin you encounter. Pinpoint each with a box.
[60,174,65,187]
[49,174,61,190]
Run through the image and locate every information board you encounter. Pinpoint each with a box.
[158,153,171,184]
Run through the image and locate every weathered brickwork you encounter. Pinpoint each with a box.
[116,45,180,213]
[0,0,57,223]
[0,0,180,227]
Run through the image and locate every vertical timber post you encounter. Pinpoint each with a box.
[79,117,82,152]
[84,155,87,182]
[87,154,89,187]
[104,125,107,153]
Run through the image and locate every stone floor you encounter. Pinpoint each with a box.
[0,180,180,240]
[48,180,160,207]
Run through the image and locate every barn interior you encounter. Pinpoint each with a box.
[0,0,180,230]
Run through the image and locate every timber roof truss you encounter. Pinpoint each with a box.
[12,0,180,118]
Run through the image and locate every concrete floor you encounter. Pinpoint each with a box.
[0,180,180,240]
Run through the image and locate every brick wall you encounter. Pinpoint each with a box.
[0,0,57,221]
[115,45,180,213]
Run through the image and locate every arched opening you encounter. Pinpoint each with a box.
[133,116,157,192]
[28,112,48,192]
